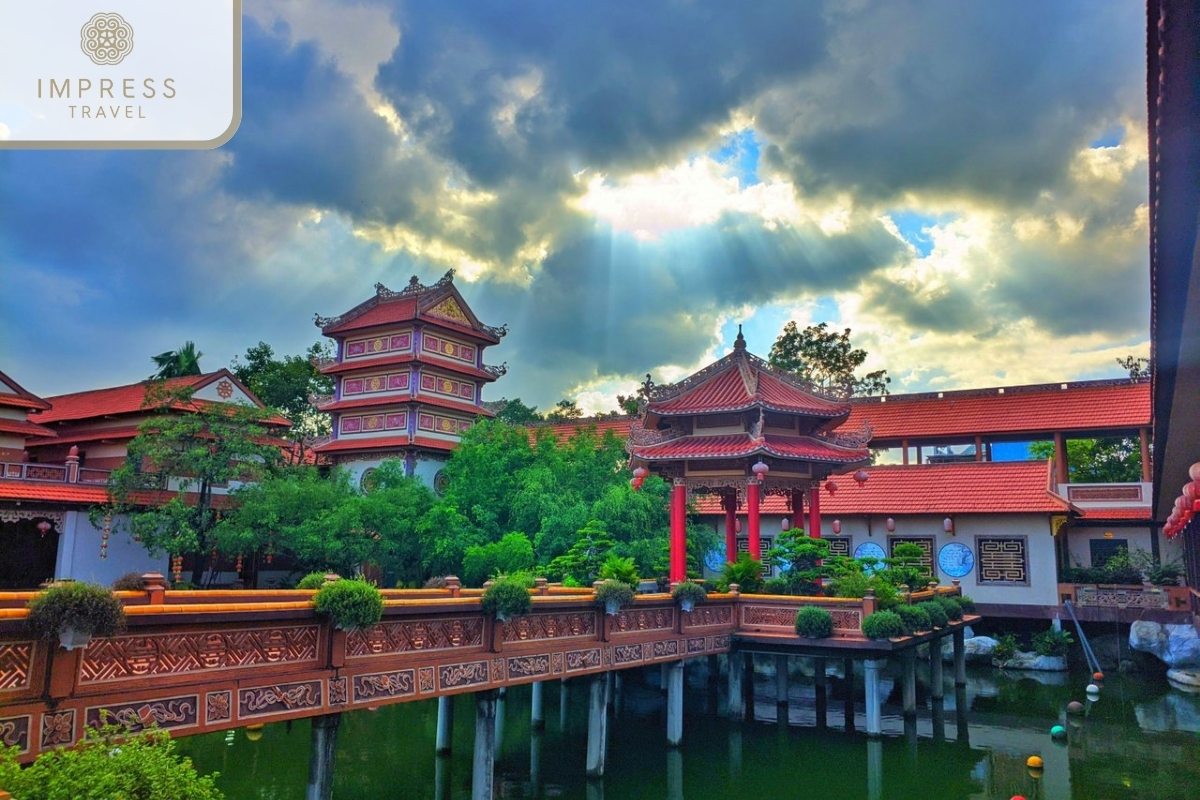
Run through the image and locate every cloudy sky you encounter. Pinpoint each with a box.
[1,0,1149,414]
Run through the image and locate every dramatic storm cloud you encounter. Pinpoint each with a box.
[0,0,1149,410]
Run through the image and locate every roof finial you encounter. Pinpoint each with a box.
[734,324,746,351]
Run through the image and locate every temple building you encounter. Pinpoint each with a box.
[313,271,507,491]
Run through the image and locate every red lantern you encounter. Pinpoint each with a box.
[824,480,838,495]
[781,517,791,532]
[36,520,51,537]
[853,469,869,487]
[831,519,842,535]
[885,517,896,532]
[751,461,770,482]
[633,467,648,480]
[1190,462,1200,482]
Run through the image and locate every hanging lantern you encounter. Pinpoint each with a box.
[824,480,838,495]
[1190,462,1200,482]
[832,519,842,535]
[171,555,183,583]
[853,469,869,487]
[735,518,742,534]
[943,517,954,534]
[235,554,244,573]
[36,520,51,537]
[633,467,648,480]
[751,461,770,482]
[885,517,896,532]
[629,477,642,492]
[781,517,791,532]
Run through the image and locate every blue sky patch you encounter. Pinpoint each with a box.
[713,128,762,187]
[887,211,955,258]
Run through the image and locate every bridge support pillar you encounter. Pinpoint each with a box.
[901,650,916,717]
[436,695,454,755]
[667,748,684,800]
[774,654,789,709]
[864,658,886,737]
[726,651,745,720]
[494,687,507,757]
[472,691,497,800]
[530,728,543,798]
[560,679,569,731]
[585,673,610,777]
[814,657,828,730]
[305,713,341,800]
[930,637,945,699]
[843,658,855,732]
[531,680,545,730]
[867,736,884,800]
[667,660,685,746]
[953,628,967,687]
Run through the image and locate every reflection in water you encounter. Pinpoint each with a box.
[178,664,1200,799]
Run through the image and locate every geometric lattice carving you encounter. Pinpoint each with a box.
[1076,586,1169,609]
[742,605,801,628]
[0,642,32,691]
[347,617,483,658]
[978,537,1028,584]
[79,625,321,684]
[827,538,852,558]
[829,609,862,632]
[889,537,935,579]
[502,612,596,642]
[681,605,732,628]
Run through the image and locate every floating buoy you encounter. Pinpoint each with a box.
[1026,755,1044,769]
[1050,725,1066,739]
[1093,671,1105,682]
[1086,683,1100,695]
[1066,701,1084,714]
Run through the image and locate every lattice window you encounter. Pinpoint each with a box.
[696,413,742,429]
[889,537,935,579]
[1089,538,1128,567]
[737,536,775,577]
[826,538,851,558]
[977,537,1028,584]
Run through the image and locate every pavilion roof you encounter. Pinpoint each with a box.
[629,432,869,466]
[846,379,1150,442]
[315,270,507,344]
[0,418,58,439]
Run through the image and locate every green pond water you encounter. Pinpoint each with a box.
[178,660,1200,799]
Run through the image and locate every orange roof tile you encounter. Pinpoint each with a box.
[0,418,56,439]
[1075,507,1153,521]
[0,369,51,411]
[324,296,419,334]
[631,432,868,465]
[529,417,637,443]
[318,274,504,344]
[24,426,141,448]
[651,353,849,419]
[0,481,230,508]
[316,435,412,453]
[847,380,1150,442]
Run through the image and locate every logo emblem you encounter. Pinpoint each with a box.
[80,13,134,65]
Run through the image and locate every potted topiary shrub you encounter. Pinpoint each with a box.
[894,604,932,635]
[672,581,708,612]
[955,595,976,614]
[935,596,964,622]
[27,581,126,650]
[794,606,834,639]
[861,610,906,641]
[917,600,948,629]
[481,576,533,622]
[312,579,384,631]
[595,579,635,615]
[296,571,335,590]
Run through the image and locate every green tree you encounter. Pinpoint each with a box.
[768,321,889,396]
[149,341,204,379]
[484,397,543,425]
[1029,437,1143,483]
[231,341,335,463]
[764,528,831,595]
[461,532,536,587]
[98,383,280,586]
[547,519,615,585]
[1117,355,1150,382]
[546,398,584,420]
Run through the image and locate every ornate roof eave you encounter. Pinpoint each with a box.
[644,348,850,411]
[648,398,853,421]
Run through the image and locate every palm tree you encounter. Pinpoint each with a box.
[150,341,204,379]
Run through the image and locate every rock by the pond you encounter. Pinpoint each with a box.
[943,634,996,663]
[993,650,1068,672]
[1129,621,1200,668]
[1167,668,1200,691]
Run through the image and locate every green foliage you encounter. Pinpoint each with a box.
[894,604,932,634]
[719,553,765,594]
[827,560,901,609]
[485,397,544,425]
[1029,437,1143,483]
[1117,355,1151,382]
[672,581,708,608]
[231,340,335,458]
[594,579,635,614]
[0,723,223,799]
[794,605,834,638]
[481,576,533,621]
[764,530,829,595]
[768,321,890,397]
[149,341,204,379]
[547,520,615,585]
[993,633,1019,662]
[462,532,535,587]
[26,582,126,640]
[1032,627,1074,657]
[1061,546,1145,585]
[935,596,964,621]
[598,554,639,587]
[296,571,330,590]
[956,595,976,613]
[546,399,584,420]
[312,579,383,631]
[97,382,280,585]
[917,600,948,629]
[861,610,906,640]
[111,572,146,591]
[881,542,929,589]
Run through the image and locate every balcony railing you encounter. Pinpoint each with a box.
[0,461,111,484]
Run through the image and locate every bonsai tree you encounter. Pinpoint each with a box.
[917,600,948,629]
[672,581,708,612]
[594,579,635,615]
[27,581,126,650]
[935,596,964,622]
[794,606,834,639]
[312,579,384,631]
[296,571,334,590]
[481,576,533,622]
[894,604,932,634]
[861,610,906,640]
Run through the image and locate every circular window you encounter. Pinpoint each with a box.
[433,470,450,497]
[359,468,378,492]
[938,542,975,578]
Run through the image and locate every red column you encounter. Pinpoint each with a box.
[747,479,761,560]
[808,487,821,539]
[670,479,687,583]
[724,492,738,565]
[791,489,805,534]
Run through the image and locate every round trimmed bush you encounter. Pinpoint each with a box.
[794,606,834,638]
[313,579,384,631]
[894,604,932,634]
[917,600,948,629]
[296,571,331,590]
[936,596,963,621]
[111,572,146,592]
[672,581,708,610]
[481,577,532,621]
[27,581,126,641]
[861,610,906,640]
[595,579,635,614]
[956,595,976,613]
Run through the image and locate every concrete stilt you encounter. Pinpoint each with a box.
[814,657,828,730]
[667,660,685,746]
[660,663,669,693]
[530,729,542,799]
[843,658,856,732]
[901,650,916,718]
[929,637,945,700]
[560,679,569,731]
[612,672,622,718]
[954,686,970,745]
[472,691,497,800]
[727,726,743,779]
[494,687,507,757]
[305,713,341,800]
[586,780,605,800]
[864,659,885,737]
[434,754,450,800]
[531,681,545,730]
[726,650,745,720]
[774,654,789,707]
[585,674,609,778]
[667,748,684,800]
[953,628,967,687]
[931,696,946,744]
[866,736,884,800]
[436,695,454,755]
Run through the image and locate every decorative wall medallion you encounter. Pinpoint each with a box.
[937,542,975,579]
[215,379,234,399]
[40,709,75,749]
[328,677,348,706]
[854,542,886,572]
[419,667,435,694]
[205,691,232,723]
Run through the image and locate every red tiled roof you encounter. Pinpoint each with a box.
[0,418,56,439]
[324,297,418,334]
[320,279,503,344]
[0,481,230,508]
[412,436,458,452]
[1075,507,1153,521]
[34,375,208,423]
[0,369,51,411]
[415,395,492,417]
[319,354,501,382]
[630,432,869,465]
[24,426,141,448]
[316,435,412,453]
[530,417,637,443]
[847,380,1150,441]
[652,357,849,418]
[695,461,1068,515]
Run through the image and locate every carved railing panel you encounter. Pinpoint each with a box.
[502,611,596,643]
[0,642,33,692]
[346,616,484,658]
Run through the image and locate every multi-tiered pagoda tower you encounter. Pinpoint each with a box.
[314,271,507,489]
[627,329,871,582]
